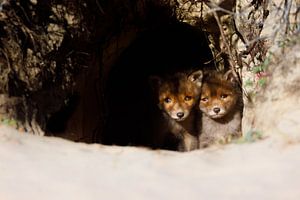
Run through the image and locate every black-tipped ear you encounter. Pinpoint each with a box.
[224,70,236,83]
[188,70,203,86]
[149,76,162,90]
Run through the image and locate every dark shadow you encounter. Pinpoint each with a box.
[103,22,214,149]
[45,94,80,135]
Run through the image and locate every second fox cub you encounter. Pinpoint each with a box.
[198,70,243,148]
[150,70,203,151]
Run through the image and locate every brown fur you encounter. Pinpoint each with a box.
[198,70,243,148]
[150,70,203,151]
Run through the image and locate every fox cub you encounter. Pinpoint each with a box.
[150,70,203,151]
[198,70,242,148]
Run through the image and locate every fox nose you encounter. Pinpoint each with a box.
[177,112,185,118]
[213,107,221,114]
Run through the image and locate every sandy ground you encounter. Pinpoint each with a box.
[0,125,300,200]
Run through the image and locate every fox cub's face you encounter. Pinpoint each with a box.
[199,71,240,119]
[150,70,203,121]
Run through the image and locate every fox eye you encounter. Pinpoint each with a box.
[201,97,208,102]
[164,97,172,103]
[184,96,192,101]
[221,94,228,99]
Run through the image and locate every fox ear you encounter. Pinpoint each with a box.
[188,70,203,86]
[149,76,162,90]
[224,70,236,83]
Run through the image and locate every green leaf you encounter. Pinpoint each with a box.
[244,79,253,87]
[252,66,263,73]
[258,77,267,87]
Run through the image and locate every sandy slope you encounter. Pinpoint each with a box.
[0,125,300,200]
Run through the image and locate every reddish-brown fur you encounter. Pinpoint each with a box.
[198,70,243,148]
[151,70,203,151]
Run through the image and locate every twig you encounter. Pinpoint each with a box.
[283,0,292,34]
[95,0,105,15]
[211,9,251,100]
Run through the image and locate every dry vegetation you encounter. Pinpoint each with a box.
[0,0,299,145]
[1,1,300,199]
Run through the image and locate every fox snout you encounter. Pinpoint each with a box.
[213,107,221,114]
[176,112,185,118]
[168,108,189,121]
[161,102,190,121]
[205,104,227,118]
